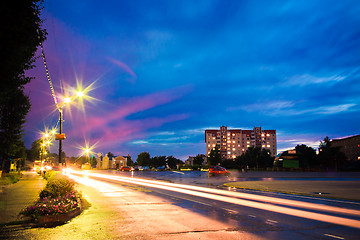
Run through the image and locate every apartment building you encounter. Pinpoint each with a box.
[330,134,360,161]
[205,126,277,160]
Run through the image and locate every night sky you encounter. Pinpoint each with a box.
[24,0,360,160]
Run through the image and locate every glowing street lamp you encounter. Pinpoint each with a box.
[56,90,85,166]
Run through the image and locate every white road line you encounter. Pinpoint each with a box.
[266,219,278,224]
[248,215,257,218]
[223,208,238,214]
[323,233,345,239]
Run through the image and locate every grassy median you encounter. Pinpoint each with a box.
[224,180,360,201]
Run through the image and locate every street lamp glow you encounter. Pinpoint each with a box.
[64,96,72,104]
[77,90,84,98]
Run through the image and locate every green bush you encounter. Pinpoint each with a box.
[45,174,75,197]
[1,172,22,184]
[39,189,55,199]
[43,170,58,181]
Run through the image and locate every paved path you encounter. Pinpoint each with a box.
[0,172,45,224]
[224,180,360,201]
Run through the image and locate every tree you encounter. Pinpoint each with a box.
[150,156,167,168]
[193,154,205,166]
[107,152,115,158]
[90,156,97,168]
[126,154,134,166]
[236,147,273,170]
[167,156,180,169]
[136,152,150,166]
[295,144,317,168]
[29,138,48,161]
[208,145,221,166]
[0,1,47,175]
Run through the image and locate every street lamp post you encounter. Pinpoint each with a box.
[59,107,63,166]
[56,92,83,167]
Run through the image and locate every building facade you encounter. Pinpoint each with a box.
[330,135,360,161]
[96,153,128,169]
[205,126,277,159]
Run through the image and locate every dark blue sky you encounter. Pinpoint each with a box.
[25,0,360,159]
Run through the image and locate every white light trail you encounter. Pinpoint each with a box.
[67,170,360,229]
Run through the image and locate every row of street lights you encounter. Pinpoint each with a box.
[40,88,92,168]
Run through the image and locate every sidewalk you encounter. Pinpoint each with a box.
[0,172,45,225]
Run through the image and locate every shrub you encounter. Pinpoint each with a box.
[45,174,75,197]
[20,173,81,219]
[43,170,58,181]
[39,189,55,199]
[20,191,81,218]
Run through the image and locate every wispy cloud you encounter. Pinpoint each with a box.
[229,101,356,116]
[227,101,294,113]
[108,57,137,83]
[284,74,345,87]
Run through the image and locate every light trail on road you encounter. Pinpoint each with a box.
[67,170,360,229]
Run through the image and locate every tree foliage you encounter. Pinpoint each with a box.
[235,147,273,169]
[136,152,150,166]
[208,145,221,166]
[126,155,134,166]
[167,156,181,169]
[295,144,318,168]
[193,154,205,166]
[150,156,167,168]
[0,1,47,174]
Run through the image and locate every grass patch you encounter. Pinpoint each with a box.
[0,172,22,185]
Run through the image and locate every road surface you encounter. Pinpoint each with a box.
[67,170,360,240]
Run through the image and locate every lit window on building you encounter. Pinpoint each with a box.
[267,134,270,137]
[227,151,231,154]
[267,145,270,148]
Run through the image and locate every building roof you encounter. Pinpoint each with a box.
[332,134,360,142]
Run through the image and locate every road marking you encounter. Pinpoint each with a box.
[172,171,185,175]
[323,233,345,239]
[158,191,213,207]
[266,219,278,224]
[223,208,238,214]
[248,215,257,218]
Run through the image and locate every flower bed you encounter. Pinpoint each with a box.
[20,171,82,226]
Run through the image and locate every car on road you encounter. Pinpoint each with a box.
[208,166,230,176]
[119,166,133,171]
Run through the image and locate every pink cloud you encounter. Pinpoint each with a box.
[108,57,137,83]
[73,85,191,135]
[89,113,189,149]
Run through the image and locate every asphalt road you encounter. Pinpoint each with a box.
[68,170,360,240]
